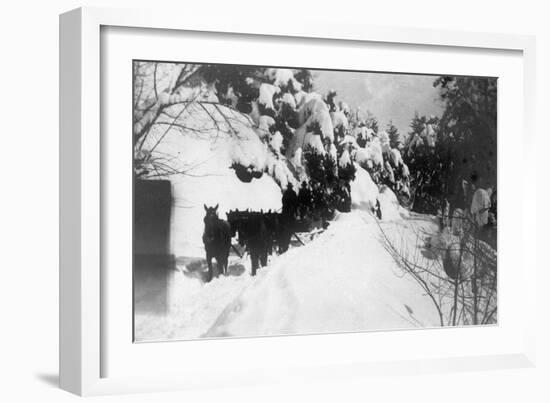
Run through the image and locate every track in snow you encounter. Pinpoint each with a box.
[134,209,442,342]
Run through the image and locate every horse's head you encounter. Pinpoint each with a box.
[203,204,220,242]
[204,203,219,219]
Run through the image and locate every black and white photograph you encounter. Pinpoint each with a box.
[133,61,497,342]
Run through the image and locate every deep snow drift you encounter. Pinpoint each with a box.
[139,104,286,258]
[134,208,442,341]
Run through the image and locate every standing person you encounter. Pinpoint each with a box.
[311,181,328,223]
[282,182,298,220]
[297,181,312,219]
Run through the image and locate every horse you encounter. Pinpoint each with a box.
[202,204,231,281]
[227,209,272,276]
[264,210,292,254]
[243,212,271,275]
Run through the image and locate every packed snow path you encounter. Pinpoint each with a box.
[135,209,442,341]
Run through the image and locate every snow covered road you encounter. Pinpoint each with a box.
[135,209,442,342]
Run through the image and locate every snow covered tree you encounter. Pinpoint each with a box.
[303,147,328,185]
[201,64,265,113]
[386,121,401,149]
[403,114,448,214]
[325,90,338,112]
[294,69,314,92]
[434,76,497,200]
[409,112,426,138]
[364,111,379,134]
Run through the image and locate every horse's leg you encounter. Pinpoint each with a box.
[281,231,290,253]
[250,249,258,276]
[260,245,268,267]
[260,253,267,267]
[205,253,213,282]
[215,255,223,278]
[213,257,219,278]
[218,253,227,276]
[225,245,231,275]
[277,234,284,254]
[224,252,229,276]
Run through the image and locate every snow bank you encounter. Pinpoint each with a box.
[378,186,402,221]
[351,164,379,211]
[203,210,441,339]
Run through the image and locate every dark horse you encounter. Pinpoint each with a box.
[202,204,231,281]
[264,210,292,254]
[227,210,271,276]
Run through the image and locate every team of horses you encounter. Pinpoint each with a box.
[202,204,294,280]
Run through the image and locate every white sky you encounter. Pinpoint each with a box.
[313,70,445,136]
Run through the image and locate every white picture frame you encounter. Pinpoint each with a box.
[59,6,537,396]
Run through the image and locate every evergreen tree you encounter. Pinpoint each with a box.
[387,121,401,149]
[403,113,448,214]
[200,64,264,113]
[409,112,426,138]
[365,112,379,133]
[294,69,314,92]
[403,76,496,214]
[434,76,497,204]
